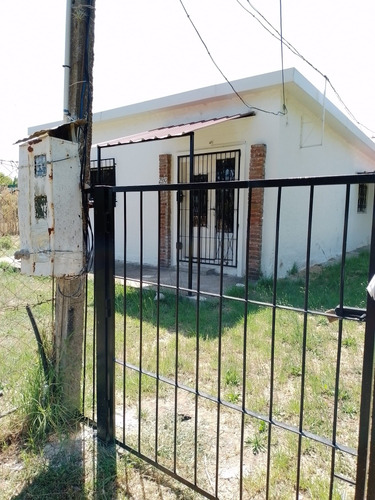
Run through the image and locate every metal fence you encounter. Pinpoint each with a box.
[90,174,375,499]
[0,162,54,419]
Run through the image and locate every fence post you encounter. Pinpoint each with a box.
[94,186,115,444]
[355,193,375,499]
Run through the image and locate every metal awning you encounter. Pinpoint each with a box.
[96,111,255,148]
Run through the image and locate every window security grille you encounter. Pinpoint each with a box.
[358,183,367,213]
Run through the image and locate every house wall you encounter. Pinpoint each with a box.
[260,89,374,277]
[91,82,375,278]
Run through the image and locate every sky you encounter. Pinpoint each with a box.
[1,0,375,176]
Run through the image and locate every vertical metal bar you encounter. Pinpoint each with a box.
[92,266,96,423]
[194,187,203,486]
[188,133,194,295]
[208,153,213,263]
[138,191,144,452]
[215,185,225,497]
[329,184,350,498]
[94,186,115,444]
[174,183,182,474]
[355,187,375,500]
[234,150,241,268]
[239,183,252,500]
[366,373,375,498]
[173,325,179,474]
[296,185,314,498]
[97,146,102,184]
[123,192,127,445]
[266,185,282,499]
[176,157,182,265]
[155,191,161,462]
[173,184,182,476]
[176,188,182,285]
[82,272,88,416]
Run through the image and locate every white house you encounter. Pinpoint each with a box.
[30,68,375,279]
[89,68,375,279]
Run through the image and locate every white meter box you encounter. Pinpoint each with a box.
[18,134,83,277]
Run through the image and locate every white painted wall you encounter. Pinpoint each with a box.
[260,87,375,277]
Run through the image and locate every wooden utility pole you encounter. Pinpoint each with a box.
[54,0,95,412]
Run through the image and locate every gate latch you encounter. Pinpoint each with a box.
[326,305,366,322]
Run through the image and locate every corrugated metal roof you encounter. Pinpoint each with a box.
[96,112,255,148]
[16,119,86,145]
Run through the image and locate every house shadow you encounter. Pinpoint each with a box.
[100,253,368,341]
[113,278,253,340]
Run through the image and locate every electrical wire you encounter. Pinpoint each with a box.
[178,0,286,117]
[0,159,19,177]
[279,0,287,113]
[236,0,375,137]
[236,0,327,73]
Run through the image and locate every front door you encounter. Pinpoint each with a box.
[178,150,240,267]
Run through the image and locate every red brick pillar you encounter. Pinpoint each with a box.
[248,144,266,280]
[159,154,172,267]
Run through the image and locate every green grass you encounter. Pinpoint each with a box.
[1,249,369,498]
[19,361,78,452]
[0,235,13,251]
[104,250,368,497]
[0,270,53,415]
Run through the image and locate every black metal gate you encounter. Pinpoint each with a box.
[91,174,375,499]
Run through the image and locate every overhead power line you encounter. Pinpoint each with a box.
[178,0,286,117]
[236,0,375,137]
[279,0,286,113]
[0,159,18,167]
[0,159,19,175]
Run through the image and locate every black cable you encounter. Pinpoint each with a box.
[178,0,286,117]
[237,0,326,72]
[74,1,95,276]
[279,0,287,113]
[237,0,375,137]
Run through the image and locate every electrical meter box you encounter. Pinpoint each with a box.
[17,131,83,277]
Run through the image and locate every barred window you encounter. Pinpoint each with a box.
[215,158,235,233]
[192,174,208,227]
[357,183,367,213]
